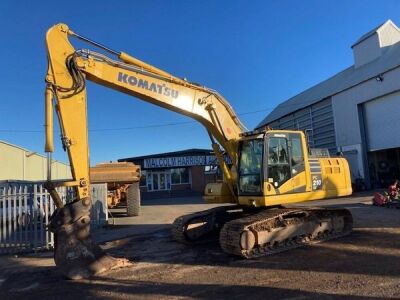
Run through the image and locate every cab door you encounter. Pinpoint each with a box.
[265,132,306,194]
[265,134,292,193]
[288,133,306,193]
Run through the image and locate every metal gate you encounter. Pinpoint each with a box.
[0,182,107,254]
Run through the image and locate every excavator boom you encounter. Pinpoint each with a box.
[44,23,246,278]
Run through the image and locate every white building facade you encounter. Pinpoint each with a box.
[257,20,400,188]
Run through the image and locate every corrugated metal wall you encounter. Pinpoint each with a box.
[266,98,337,153]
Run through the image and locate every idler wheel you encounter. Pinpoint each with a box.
[240,229,256,251]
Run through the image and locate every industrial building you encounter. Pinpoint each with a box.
[119,149,222,199]
[0,140,71,181]
[257,19,400,189]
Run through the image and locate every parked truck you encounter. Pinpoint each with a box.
[90,162,140,216]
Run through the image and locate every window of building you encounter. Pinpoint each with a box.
[146,172,152,191]
[171,168,190,184]
[140,170,147,187]
[204,165,218,174]
[145,170,171,191]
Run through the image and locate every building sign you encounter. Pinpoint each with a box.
[143,155,230,169]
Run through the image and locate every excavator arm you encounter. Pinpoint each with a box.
[44,23,246,278]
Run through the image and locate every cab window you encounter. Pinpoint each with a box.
[267,137,291,188]
[289,133,305,175]
[238,139,263,194]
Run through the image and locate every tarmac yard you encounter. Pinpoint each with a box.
[1,194,400,300]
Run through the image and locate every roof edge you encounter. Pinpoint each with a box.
[0,140,69,166]
[351,19,395,48]
[119,148,214,161]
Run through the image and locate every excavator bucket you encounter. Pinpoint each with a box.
[49,199,131,279]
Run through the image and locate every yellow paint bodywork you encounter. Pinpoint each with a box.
[45,24,90,199]
[203,182,233,204]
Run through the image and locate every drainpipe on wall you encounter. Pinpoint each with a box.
[357,104,371,190]
[22,151,25,180]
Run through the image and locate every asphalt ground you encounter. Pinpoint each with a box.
[1,193,400,299]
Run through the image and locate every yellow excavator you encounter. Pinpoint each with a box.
[44,23,353,279]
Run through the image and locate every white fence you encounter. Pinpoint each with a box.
[0,183,107,254]
[90,184,108,227]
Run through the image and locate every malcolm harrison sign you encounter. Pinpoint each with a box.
[143,155,231,169]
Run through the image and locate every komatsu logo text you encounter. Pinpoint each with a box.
[118,72,179,99]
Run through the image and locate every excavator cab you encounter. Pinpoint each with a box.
[237,130,307,197]
[204,130,308,204]
[236,129,353,208]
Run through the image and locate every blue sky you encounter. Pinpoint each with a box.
[0,1,399,164]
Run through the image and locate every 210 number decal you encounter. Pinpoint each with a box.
[312,175,322,190]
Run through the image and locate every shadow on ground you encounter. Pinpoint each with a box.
[1,272,391,300]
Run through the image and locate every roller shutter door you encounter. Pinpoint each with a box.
[364,91,400,151]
